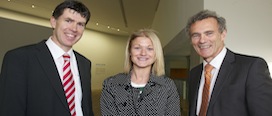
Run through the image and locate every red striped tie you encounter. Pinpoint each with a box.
[63,54,76,116]
[199,64,213,116]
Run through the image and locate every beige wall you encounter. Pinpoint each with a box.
[153,0,204,71]
[74,31,127,90]
[152,0,204,47]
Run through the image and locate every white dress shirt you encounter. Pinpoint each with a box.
[46,38,83,116]
[196,47,227,115]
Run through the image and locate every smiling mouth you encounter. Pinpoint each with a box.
[199,45,210,49]
[66,33,76,38]
[138,57,148,61]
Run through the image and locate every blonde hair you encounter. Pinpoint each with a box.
[124,29,165,76]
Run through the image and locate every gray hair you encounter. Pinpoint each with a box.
[185,10,227,37]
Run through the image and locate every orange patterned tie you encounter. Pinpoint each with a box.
[63,54,76,116]
[199,64,213,116]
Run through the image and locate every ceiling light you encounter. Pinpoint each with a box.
[31,5,35,8]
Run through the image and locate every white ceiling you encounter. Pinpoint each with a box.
[0,0,159,36]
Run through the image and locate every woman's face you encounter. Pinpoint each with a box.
[130,37,156,70]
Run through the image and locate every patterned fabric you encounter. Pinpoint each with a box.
[199,64,213,116]
[100,73,181,116]
[62,54,76,116]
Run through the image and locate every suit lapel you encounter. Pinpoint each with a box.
[75,53,90,114]
[76,54,87,99]
[35,41,69,111]
[209,50,235,108]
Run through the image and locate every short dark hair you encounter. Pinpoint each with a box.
[52,0,91,24]
[185,10,226,37]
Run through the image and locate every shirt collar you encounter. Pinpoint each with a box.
[46,37,73,60]
[203,47,227,69]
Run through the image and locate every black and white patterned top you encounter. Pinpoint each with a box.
[100,73,181,116]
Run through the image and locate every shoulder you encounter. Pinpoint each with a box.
[74,51,91,63]
[230,51,267,65]
[226,49,265,63]
[151,75,176,87]
[152,76,179,94]
[224,50,269,75]
[103,73,128,86]
[4,41,45,57]
[161,76,175,83]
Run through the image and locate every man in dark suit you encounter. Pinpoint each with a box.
[186,10,272,116]
[0,1,94,116]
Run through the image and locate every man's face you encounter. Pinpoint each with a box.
[190,17,226,62]
[50,8,87,52]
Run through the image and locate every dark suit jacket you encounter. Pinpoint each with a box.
[188,49,272,116]
[0,40,94,116]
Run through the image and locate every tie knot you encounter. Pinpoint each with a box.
[205,64,213,72]
[63,54,70,61]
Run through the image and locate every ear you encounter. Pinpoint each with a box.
[50,17,56,29]
[221,30,227,41]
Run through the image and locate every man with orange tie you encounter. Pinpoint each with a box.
[186,10,272,116]
[0,1,94,116]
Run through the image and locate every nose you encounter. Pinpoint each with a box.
[140,49,146,55]
[70,23,78,32]
[199,35,206,43]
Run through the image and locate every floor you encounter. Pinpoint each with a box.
[92,90,102,116]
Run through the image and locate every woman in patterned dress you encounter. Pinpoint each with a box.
[100,28,181,116]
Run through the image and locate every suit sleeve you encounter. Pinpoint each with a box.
[0,50,28,115]
[246,58,272,115]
